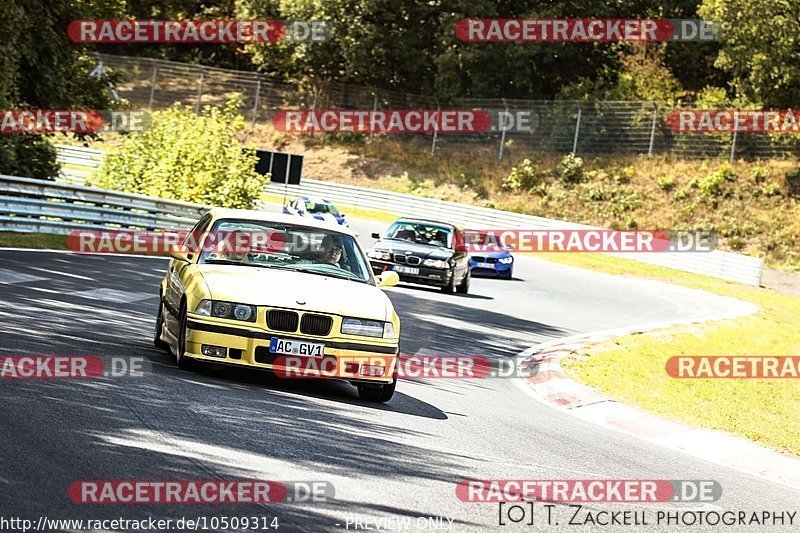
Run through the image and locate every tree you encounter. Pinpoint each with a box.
[89,101,268,208]
[0,0,119,179]
[700,0,800,107]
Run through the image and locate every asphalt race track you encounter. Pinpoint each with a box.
[0,218,797,532]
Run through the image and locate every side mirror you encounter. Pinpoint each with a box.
[170,249,192,262]
[371,232,381,239]
[377,270,399,287]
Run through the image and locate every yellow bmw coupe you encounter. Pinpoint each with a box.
[155,208,401,402]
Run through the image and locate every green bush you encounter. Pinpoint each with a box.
[698,163,737,198]
[583,183,612,201]
[558,153,584,183]
[89,101,267,209]
[674,188,690,201]
[759,181,782,197]
[502,158,543,191]
[0,135,59,180]
[750,165,767,184]
[657,175,675,191]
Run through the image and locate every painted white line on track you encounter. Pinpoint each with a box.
[0,247,167,259]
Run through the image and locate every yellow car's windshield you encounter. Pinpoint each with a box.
[198,219,372,284]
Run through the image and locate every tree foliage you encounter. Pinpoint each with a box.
[699,0,800,108]
[89,101,268,208]
[0,0,119,179]
[237,0,720,102]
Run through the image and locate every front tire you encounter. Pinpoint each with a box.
[441,271,456,293]
[456,268,470,294]
[176,303,194,371]
[154,300,169,350]
[357,378,396,403]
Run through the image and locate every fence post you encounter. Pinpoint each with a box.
[729,130,737,164]
[498,98,508,160]
[431,105,440,156]
[195,69,205,114]
[647,104,658,156]
[369,91,378,143]
[252,80,261,128]
[572,107,582,154]
[148,62,158,111]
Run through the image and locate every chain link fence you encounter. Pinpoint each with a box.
[96,53,800,161]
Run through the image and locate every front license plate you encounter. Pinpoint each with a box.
[393,265,419,275]
[269,337,325,357]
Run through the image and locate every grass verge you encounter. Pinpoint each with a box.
[0,232,68,250]
[545,252,800,456]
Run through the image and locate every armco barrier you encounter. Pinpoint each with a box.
[53,145,763,285]
[0,174,207,234]
[56,144,105,183]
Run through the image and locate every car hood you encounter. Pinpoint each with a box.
[471,249,512,258]
[373,240,452,260]
[197,265,391,321]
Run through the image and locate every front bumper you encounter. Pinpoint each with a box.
[184,316,398,384]
[369,260,452,287]
[469,259,512,276]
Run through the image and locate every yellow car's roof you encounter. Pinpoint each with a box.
[206,207,357,237]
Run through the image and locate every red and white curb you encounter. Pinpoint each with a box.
[512,305,800,491]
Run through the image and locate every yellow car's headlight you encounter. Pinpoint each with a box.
[342,317,396,339]
[194,299,256,323]
[383,321,397,340]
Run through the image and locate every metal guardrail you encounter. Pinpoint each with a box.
[53,145,764,285]
[56,144,105,184]
[0,174,208,234]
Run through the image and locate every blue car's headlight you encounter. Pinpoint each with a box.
[498,256,514,264]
